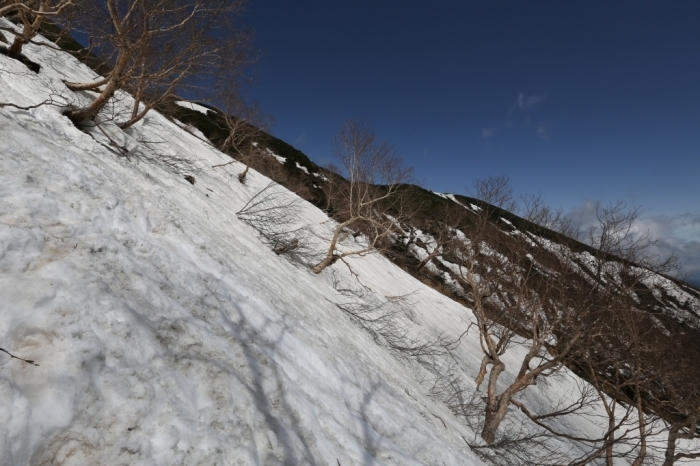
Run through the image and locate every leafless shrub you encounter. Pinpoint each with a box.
[0,93,60,109]
[236,182,319,265]
[212,90,272,183]
[411,206,470,273]
[313,119,414,274]
[70,112,199,176]
[471,175,518,213]
[520,192,576,237]
[582,201,680,277]
[0,62,69,109]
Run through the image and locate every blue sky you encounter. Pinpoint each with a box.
[243,1,700,283]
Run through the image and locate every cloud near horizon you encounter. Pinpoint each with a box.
[566,202,700,287]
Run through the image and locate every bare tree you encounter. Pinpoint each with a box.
[628,308,700,466]
[564,202,700,466]
[662,414,700,466]
[312,119,414,274]
[0,0,75,58]
[578,301,667,466]
[472,175,518,214]
[320,163,341,212]
[236,182,319,265]
[212,90,272,183]
[520,192,576,237]
[63,0,253,125]
[454,177,580,444]
[593,297,700,466]
[453,178,682,453]
[396,204,470,273]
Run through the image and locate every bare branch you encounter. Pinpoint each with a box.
[313,119,414,274]
[0,347,39,366]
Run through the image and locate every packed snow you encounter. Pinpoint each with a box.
[0,26,482,465]
[432,192,478,214]
[174,101,211,116]
[1,21,699,465]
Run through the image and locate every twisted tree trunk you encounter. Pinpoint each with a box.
[65,50,129,123]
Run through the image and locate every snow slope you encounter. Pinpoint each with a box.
[0,26,484,465]
[1,23,697,465]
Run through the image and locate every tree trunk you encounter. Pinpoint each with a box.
[481,399,509,445]
[630,395,646,466]
[312,249,338,274]
[6,8,44,59]
[474,355,490,390]
[118,103,154,129]
[7,35,26,58]
[238,164,250,183]
[663,424,681,466]
[416,250,441,271]
[313,222,350,274]
[65,51,129,123]
[64,77,110,91]
[605,414,615,466]
[481,360,508,444]
[65,78,120,122]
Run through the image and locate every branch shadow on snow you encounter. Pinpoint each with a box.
[227,305,319,465]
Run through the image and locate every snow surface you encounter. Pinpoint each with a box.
[432,192,477,213]
[0,27,481,465]
[175,101,211,116]
[260,149,309,175]
[266,148,286,165]
[1,22,699,465]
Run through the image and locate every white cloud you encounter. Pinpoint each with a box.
[566,202,700,287]
[536,121,550,139]
[565,201,598,230]
[510,92,546,114]
[482,127,498,139]
[634,214,700,286]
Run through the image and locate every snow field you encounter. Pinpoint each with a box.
[0,25,482,465]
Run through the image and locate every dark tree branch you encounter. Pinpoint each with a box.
[0,347,39,366]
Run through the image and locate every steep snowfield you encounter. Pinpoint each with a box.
[0,27,483,465]
[2,24,698,465]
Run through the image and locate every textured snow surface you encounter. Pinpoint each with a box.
[0,27,482,466]
[2,22,699,465]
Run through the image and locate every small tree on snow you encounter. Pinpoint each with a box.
[62,0,253,125]
[312,119,413,274]
[0,0,75,59]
